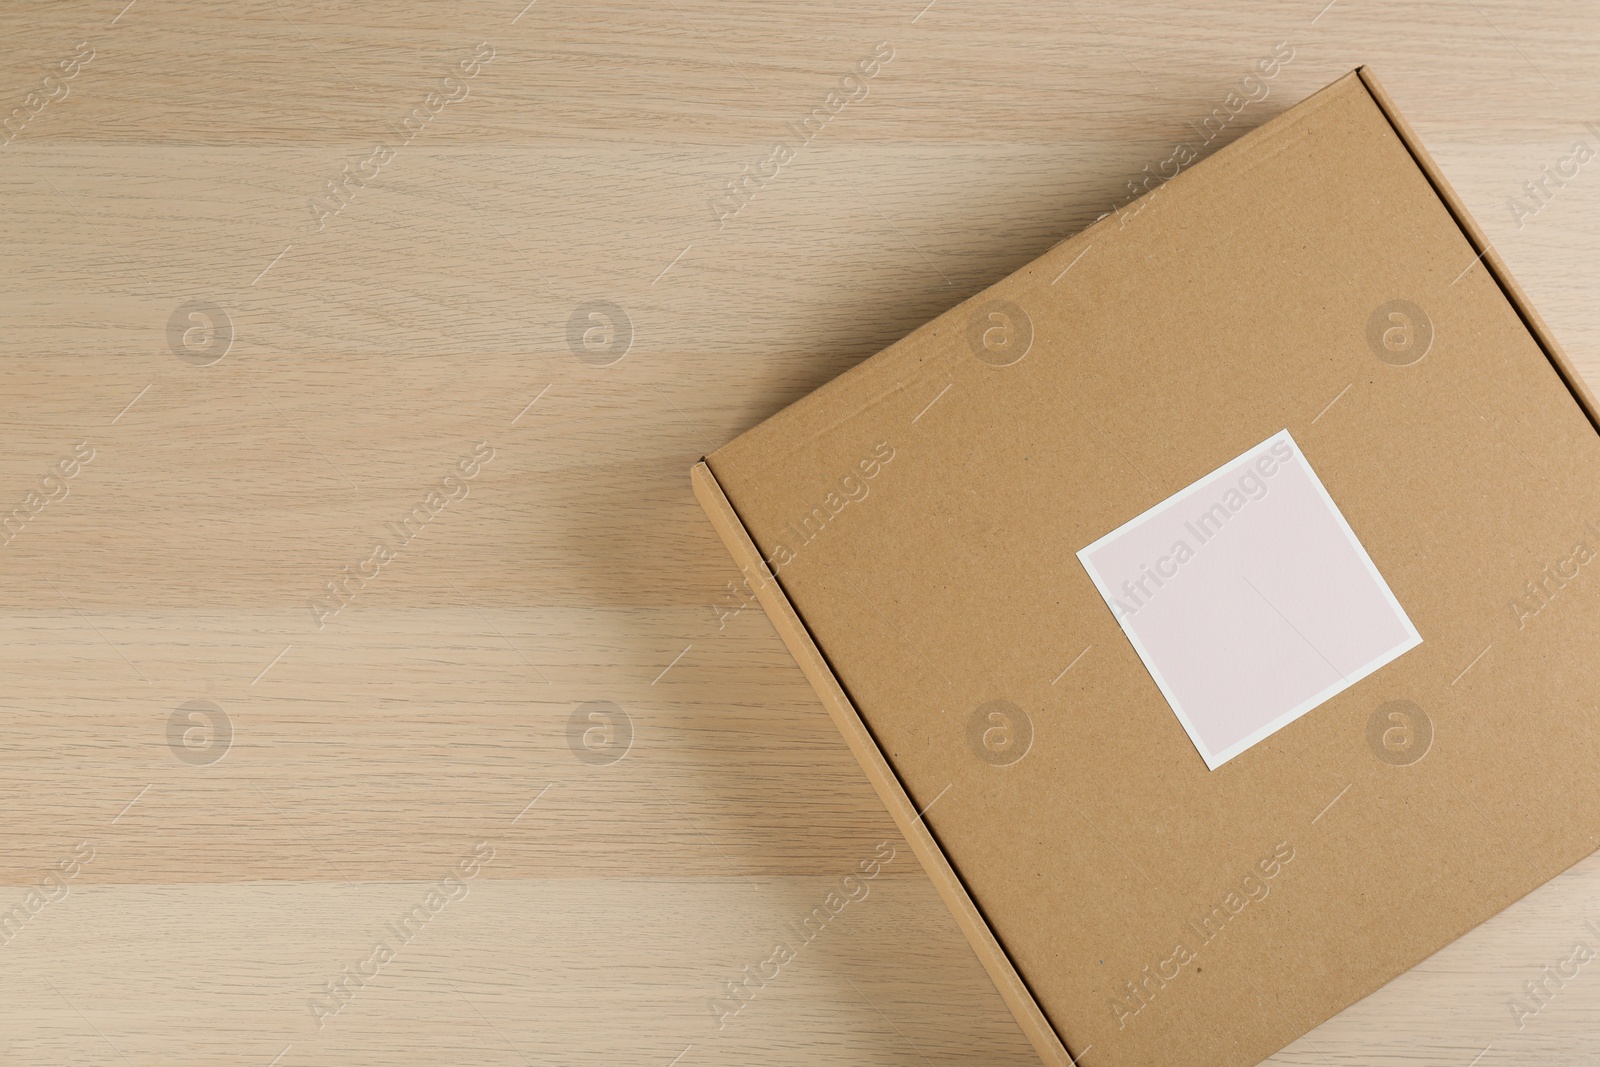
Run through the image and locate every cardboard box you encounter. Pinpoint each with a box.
[692,67,1600,1066]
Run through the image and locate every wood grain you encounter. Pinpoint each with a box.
[0,1,1596,1063]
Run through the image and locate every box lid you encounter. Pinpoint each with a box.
[701,69,1600,1066]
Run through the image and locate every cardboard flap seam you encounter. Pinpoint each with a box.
[690,459,1075,1067]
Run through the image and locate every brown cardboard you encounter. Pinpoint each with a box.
[694,67,1600,1066]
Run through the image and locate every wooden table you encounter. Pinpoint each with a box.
[2,1,1596,1063]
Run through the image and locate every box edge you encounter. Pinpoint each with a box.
[1356,65,1600,430]
[690,459,1074,1067]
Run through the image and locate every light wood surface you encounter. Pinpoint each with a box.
[2,2,1597,1064]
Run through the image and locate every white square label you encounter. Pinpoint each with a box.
[1077,430,1421,769]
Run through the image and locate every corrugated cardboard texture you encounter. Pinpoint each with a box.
[700,70,1600,1066]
